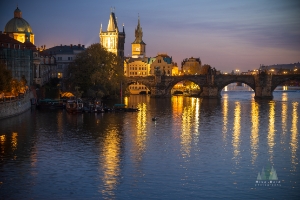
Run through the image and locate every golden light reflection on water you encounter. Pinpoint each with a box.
[281,93,288,143]
[181,105,192,157]
[135,102,147,157]
[222,94,228,142]
[250,101,259,164]
[268,101,275,163]
[291,102,298,171]
[124,96,129,106]
[194,98,200,145]
[232,102,241,160]
[0,134,6,154]
[172,96,184,119]
[100,129,121,196]
[11,132,18,152]
[181,98,200,157]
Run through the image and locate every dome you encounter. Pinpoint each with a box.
[4,7,33,34]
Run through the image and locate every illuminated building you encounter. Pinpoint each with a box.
[123,15,178,94]
[172,63,179,76]
[1,7,38,86]
[149,53,174,76]
[181,57,202,75]
[124,15,149,94]
[99,9,125,60]
[4,7,34,44]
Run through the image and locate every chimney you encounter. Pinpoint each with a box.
[70,44,73,48]
[78,44,81,47]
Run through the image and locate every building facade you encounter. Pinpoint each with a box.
[0,33,33,85]
[36,44,85,86]
[99,10,125,60]
[149,53,174,76]
[181,57,202,75]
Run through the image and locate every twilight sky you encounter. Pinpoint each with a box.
[1,0,299,72]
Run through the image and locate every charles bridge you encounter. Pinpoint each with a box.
[124,71,300,99]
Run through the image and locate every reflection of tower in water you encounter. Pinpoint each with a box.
[134,102,147,159]
[99,128,121,197]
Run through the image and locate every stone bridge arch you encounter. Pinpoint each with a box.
[215,75,255,92]
[123,77,154,93]
[164,76,204,96]
[271,75,300,91]
[123,74,300,99]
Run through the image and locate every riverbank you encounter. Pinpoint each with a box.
[0,90,34,119]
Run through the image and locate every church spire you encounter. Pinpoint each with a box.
[131,14,146,58]
[107,10,118,32]
[133,14,144,44]
[138,13,140,29]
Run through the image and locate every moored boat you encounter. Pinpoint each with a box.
[66,98,83,113]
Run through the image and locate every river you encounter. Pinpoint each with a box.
[0,85,299,199]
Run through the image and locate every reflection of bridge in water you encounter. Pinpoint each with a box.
[125,73,300,99]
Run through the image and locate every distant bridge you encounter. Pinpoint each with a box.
[124,73,300,99]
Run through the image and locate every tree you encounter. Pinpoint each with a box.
[0,62,12,93]
[11,78,21,96]
[65,43,124,98]
[20,75,27,93]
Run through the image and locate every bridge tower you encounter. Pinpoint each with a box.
[99,8,125,60]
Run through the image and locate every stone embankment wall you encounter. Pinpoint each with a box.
[0,91,34,119]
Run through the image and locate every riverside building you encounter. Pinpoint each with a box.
[1,7,37,85]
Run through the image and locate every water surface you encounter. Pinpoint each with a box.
[0,89,299,199]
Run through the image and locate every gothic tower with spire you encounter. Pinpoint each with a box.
[132,14,146,58]
[99,8,125,60]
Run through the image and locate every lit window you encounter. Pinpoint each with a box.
[58,73,63,78]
